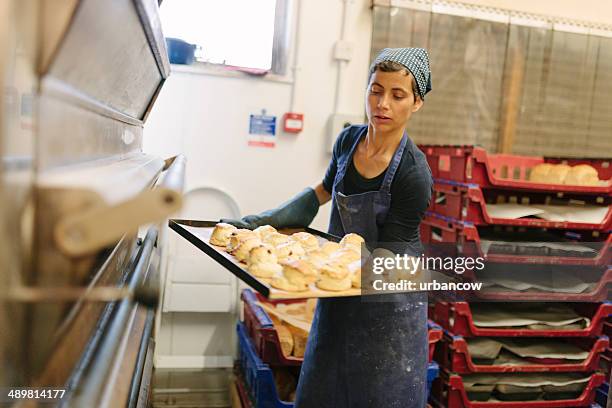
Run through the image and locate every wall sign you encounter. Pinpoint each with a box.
[248,110,276,148]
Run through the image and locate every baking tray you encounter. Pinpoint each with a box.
[431,301,612,338]
[430,371,605,408]
[168,219,363,299]
[436,334,609,374]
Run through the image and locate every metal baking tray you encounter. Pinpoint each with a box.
[168,219,363,299]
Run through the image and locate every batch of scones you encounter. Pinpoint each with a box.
[528,163,606,186]
[209,223,364,292]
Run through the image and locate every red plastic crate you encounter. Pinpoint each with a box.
[430,180,612,230]
[420,213,612,266]
[419,144,612,195]
[432,301,612,338]
[602,353,611,379]
[428,320,443,363]
[604,320,612,378]
[436,334,609,374]
[242,289,441,364]
[430,371,605,408]
[471,267,612,302]
[235,372,254,408]
[241,289,304,366]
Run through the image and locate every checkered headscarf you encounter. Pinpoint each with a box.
[371,48,432,100]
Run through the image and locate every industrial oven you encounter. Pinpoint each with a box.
[0,0,183,406]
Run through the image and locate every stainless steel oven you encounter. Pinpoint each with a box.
[0,1,183,406]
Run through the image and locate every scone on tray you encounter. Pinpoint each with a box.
[339,233,365,248]
[564,164,600,186]
[348,260,361,288]
[529,163,555,183]
[275,241,306,262]
[320,241,341,256]
[305,249,329,269]
[319,260,349,280]
[254,225,277,240]
[248,244,277,265]
[316,260,351,291]
[546,164,571,184]
[248,262,282,278]
[246,244,282,278]
[233,237,263,262]
[263,232,293,247]
[271,276,308,292]
[281,259,319,285]
[209,223,237,246]
[226,229,257,253]
[329,248,361,264]
[316,275,351,291]
[291,232,319,252]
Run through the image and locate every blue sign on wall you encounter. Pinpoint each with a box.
[249,114,276,136]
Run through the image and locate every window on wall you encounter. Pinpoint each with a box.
[160,0,290,74]
[371,3,612,158]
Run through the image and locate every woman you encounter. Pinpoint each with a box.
[226,48,433,407]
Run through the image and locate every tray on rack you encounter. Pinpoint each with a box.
[168,219,362,299]
[469,266,612,302]
[430,180,612,230]
[431,301,612,338]
[430,371,606,408]
[421,213,612,266]
[436,334,609,374]
[419,144,612,195]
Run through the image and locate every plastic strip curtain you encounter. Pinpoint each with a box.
[371,5,612,157]
[511,26,612,157]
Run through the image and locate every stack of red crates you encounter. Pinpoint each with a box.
[237,289,443,407]
[418,145,611,407]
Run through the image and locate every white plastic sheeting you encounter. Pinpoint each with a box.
[371,4,612,157]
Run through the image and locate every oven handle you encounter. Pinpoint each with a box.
[54,154,186,257]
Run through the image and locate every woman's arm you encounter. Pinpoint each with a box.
[313,182,332,205]
[379,162,433,255]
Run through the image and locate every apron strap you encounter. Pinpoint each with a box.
[334,126,368,192]
[380,133,408,193]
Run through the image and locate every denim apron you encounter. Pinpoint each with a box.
[294,126,428,408]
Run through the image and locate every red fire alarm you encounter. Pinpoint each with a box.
[283,113,304,133]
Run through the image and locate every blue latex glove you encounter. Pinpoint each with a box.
[221,188,319,230]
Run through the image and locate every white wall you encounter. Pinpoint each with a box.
[145,0,373,232]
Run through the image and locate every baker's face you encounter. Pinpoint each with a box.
[365,69,423,133]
